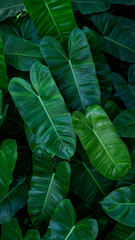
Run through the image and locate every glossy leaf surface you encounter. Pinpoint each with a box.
[0,0,24,22]
[72,105,131,180]
[40,28,101,113]
[43,199,98,240]
[0,36,9,93]
[9,62,76,160]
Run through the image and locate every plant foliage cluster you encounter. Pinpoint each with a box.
[0,0,135,239]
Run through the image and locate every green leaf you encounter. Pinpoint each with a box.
[0,36,9,93]
[0,22,43,71]
[1,216,40,240]
[9,62,76,160]
[112,72,135,109]
[0,139,17,198]
[105,224,135,240]
[110,0,135,5]
[113,107,135,138]
[22,0,77,44]
[101,184,135,227]
[115,16,135,32]
[102,99,122,121]
[117,160,135,189]
[91,12,135,63]
[71,143,115,208]
[28,151,71,227]
[83,27,112,96]
[0,90,8,127]
[0,0,24,22]
[71,0,110,14]
[40,28,101,113]
[42,199,98,240]
[0,152,30,224]
[72,105,131,180]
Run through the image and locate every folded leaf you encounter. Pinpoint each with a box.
[110,0,135,5]
[40,28,101,113]
[91,12,135,63]
[101,184,135,227]
[0,36,9,93]
[43,199,98,240]
[9,62,76,160]
[0,23,43,71]
[71,0,110,14]
[72,105,131,180]
[22,0,77,44]
[0,139,17,198]
[105,224,135,240]
[113,107,135,138]
[0,90,8,127]
[1,216,40,240]
[28,151,71,227]
[0,0,24,22]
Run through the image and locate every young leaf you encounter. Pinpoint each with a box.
[9,62,76,160]
[71,0,110,14]
[0,139,17,198]
[105,224,135,240]
[0,0,24,22]
[1,216,40,240]
[28,151,71,227]
[113,107,135,138]
[72,105,131,180]
[42,199,98,240]
[0,36,9,93]
[90,12,135,63]
[0,90,8,127]
[101,184,135,227]
[40,28,101,113]
[0,23,43,71]
[22,0,77,44]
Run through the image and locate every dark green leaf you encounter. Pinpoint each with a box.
[0,36,9,93]
[42,199,98,240]
[0,90,8,127]
[9,62,76,160]
[0,0,24,22]
[101,184,135,227]
[28,151,71,227]
[40,28,101,113]
[115,16,135,32]
[102,99,122,121]
[117,160,135,188]
[105,224,135,240]
[110,0,135,5]
[72,105,131,180]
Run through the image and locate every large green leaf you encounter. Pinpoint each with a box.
[0,0,24,22]
[105,224,135,240]
[113,107,135,138]
[9,62,76,160]
[22,0,77,44]
[0,139,17,198]
[28,151,71,227]
[112,71,135,109]
[0,152,30,224]
[83,27,112,96]
[101,184,135,227]
[0,36,9,93]
[102,99,122,121]
[71,0,110,14]
[71,143,115,208]
[115,16,135,32]
[72,105,131,180]
[43,199,98,240]
[40,28,101,113]
[0,90,8,127]
[1,216,40,240]
[91,12,135,63]
[0,22,43,71]
[110,0,135,5]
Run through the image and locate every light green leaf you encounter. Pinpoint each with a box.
[0,36,9,93]
[0,22,43,71]
[28,151,71,227]
[22,0,77,44]
[105,224,135,240]
[101,184,135,227]
[91,12,135,63]
[72,105,131,180]
[43,199,98,240]
[9,62,76,160]
[0,90,8,127]
[71,0,110,14]
[110,0,135,5]
[40,28,101,113]
[0,0,24,22]
[0,139,17,198]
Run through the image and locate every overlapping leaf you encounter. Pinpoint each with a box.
[0,36,9,93]
[40,28,101,113]
[9,62,76,160]
[72,105,131,180]
[0,0,24,22]
[105,224,135,240]
[110,0,135,5]
[0,90,8,127]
